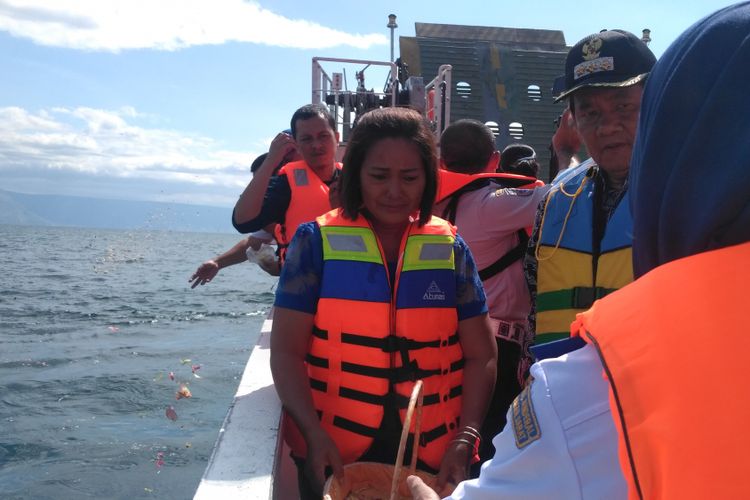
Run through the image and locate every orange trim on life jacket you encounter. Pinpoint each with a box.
[436,168,541,202]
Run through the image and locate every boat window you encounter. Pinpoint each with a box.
[527,84,542,102]
[485,121,500,137]
[456,81,471,99]
[509,122,524,140]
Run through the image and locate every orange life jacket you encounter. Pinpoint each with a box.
[284,209,464,470]
[572,241,750,500]
[436,169,541,203]
[436,169,542,281]
[273,160,341,262]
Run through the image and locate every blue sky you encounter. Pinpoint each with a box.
[0,0,739,207]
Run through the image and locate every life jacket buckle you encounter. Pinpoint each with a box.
[572,286,597,309]
[572,286,615,309]
[382,335,402,353]
[389,360,422,383]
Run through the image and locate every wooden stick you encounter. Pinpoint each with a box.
[390,380,424,500]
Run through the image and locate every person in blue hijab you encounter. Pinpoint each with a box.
[629,2,750,277]
[409,3,750,499]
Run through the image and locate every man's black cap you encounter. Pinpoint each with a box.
[554,29,656,102]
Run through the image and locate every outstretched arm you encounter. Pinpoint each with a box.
[189,237,254,288]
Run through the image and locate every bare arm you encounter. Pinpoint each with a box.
[189,237,254,288]
[437,313,497,488]
[233,132,297,225]
[270,306,343,492]
[215,237,254,268]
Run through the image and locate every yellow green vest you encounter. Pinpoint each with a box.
[535,165,633,344]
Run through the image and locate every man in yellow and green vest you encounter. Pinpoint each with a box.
[525,30,656,346]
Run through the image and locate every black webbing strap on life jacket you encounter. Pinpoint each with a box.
[305,352,465,383]
[350,331,461,383]
[309,379,462,409]
[440,177,532,282]
[418,414,461,446]
[309,327,465,384]
[477,229,529,281]
[313,385,462,446]
[309,329,460,351]
[330,413,457,448]
[440,178,494,226]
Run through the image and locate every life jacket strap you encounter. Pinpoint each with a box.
[306,354,465,383]
[418,417,460,446]
[312,327,460,352]
[477,229,529,281]
[330,413,460,447]
[333,415,379,437]
[571,286,616,309]
[310,378,463,408]
[537,286,618,312]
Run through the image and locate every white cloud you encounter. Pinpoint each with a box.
[0,106,257,205]
[0,0,388,52]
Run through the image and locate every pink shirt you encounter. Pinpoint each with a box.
[434,184,549,324]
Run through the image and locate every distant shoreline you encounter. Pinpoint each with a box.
[0,189,236,234]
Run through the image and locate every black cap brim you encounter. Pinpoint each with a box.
[553,72,650,102]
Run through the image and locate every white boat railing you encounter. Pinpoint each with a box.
[312,56,399,144]
[194,315,297,499]
[425,64,452,139]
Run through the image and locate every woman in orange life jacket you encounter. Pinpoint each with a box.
[270,107,497,499]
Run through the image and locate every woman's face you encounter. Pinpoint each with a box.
[360,137,426,228]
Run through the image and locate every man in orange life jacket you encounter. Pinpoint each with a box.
[233,104,341,263]
[409,3,750,498]
[191,150,302,285]
[433,119,549,472]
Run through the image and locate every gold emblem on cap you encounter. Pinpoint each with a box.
[581,37,603,61]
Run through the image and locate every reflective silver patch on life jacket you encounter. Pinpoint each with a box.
[326,233,367,253]
[419,243,453,261]
[293,168,309,186]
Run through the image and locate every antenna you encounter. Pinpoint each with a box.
[387,14,398,63]
[642,28,652,46]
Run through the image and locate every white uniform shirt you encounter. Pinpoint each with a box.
[448,344,626,500]
[434,184,549,323]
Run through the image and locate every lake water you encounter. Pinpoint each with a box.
[0,224,278,499]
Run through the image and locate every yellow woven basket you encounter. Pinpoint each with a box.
[322,380,437,500]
